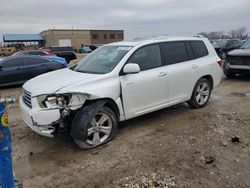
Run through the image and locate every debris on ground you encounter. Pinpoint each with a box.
[231,136,240,143]
[204,156,216,164]
[114,171,177,188]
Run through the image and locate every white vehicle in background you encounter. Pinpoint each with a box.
[19,36,222,149]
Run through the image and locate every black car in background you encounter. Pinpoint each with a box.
[0,55,67,87]
[78,45,98,53]
[41,46,77,63]
[223,38,250,78]
[212,39,243,59]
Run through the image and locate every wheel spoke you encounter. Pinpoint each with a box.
[196,94,201,102]
[202,90,209,96]
[91,119,98,127]
[93,132,100,145]
[200,96,205,104]
[98,114,108,126]
[87,127,94,136]
[99,126,111,135]
[201,83,207,92]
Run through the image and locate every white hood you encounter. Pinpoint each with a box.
[23,68,105,96]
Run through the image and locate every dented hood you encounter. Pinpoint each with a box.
[23,68,104,96]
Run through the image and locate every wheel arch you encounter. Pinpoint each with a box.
[84,98,120,120]
[200,75,214,90]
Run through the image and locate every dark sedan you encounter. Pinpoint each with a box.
[0,55,67,87]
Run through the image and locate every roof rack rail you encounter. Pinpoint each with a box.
[193,34,205,38]
[132,35,168,41]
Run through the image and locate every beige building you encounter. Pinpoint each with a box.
[40,29,124,50]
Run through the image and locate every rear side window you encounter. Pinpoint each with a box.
[190,41,208,58]
[24,57,48,65]
[29,51,46,55]
[161,42,188,65]
[128,44,162,71]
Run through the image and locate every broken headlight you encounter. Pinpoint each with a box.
[37,94,71,108]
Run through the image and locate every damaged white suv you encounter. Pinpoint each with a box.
[20,37,222,149]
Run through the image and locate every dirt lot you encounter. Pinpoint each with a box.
[1,75,250,188]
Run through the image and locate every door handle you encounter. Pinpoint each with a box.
[192,65,199,69]
[158,72,167,77]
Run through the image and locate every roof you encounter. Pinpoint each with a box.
[109,36,207,47]
[3,34,45,42]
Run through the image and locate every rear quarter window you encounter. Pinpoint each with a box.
[190,41,208,59]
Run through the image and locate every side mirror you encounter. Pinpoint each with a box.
[123,63,140,74]
[0,66,2,71]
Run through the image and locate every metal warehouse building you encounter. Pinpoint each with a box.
[40,29,124,50]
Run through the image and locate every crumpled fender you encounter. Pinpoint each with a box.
[71,99,108,141]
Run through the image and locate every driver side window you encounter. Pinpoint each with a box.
[128,44,162,71]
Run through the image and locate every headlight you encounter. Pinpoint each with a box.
[37,94,71,108]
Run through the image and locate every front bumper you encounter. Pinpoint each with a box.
[19,96,61,138]
[228,64,250,74]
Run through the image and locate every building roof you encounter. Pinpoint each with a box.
[3,34,45,42]
[40,29,124,34]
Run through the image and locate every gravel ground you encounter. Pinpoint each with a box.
[1,62,250,187]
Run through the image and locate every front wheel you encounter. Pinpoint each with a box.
[73,106,118,149]
[188,78,212,108]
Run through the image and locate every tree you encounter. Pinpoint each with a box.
[228,27,248,39]
[197,31,226,39]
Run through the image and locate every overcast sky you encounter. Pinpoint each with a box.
[0,0,249,41]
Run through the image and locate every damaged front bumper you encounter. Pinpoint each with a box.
[19,96,60,137]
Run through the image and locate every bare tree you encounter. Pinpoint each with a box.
[228,27,248,39]
[198,31,226,39]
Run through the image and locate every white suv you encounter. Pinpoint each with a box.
[20,37,222,149]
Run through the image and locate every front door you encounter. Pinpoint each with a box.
[120,44,168,119]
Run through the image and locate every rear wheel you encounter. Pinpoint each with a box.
[73,106,118,149]
[188,78,212,108]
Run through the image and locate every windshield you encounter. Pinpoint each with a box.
[241,39,250,49]
[75,45,132,74]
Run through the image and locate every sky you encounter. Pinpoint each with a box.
[0,0,249,42]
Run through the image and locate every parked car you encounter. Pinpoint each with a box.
[0,55,67,87]
[45,56,68,67]
[41,46,77,63]
[12,49,56,56]
[223,38,250,78]
[212,39,243,59]
[20,37,222,149]
[78,45,98,53]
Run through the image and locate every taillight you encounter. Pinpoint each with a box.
[217,58,222,67]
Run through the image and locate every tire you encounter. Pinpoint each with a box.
[188,78,212,108]
[72,106,118,149]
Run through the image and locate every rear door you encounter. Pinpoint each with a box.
[120,44,169,119]
[22,57,50,81]
[160,41,195,104]
[0,57,24,85]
